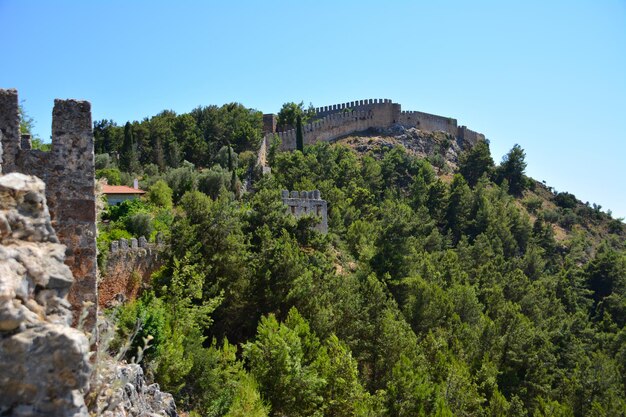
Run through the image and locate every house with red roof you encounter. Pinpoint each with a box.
[102,179,146,205]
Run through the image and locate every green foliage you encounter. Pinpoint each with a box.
[296,114,304,152]
[96,167,122,185]
[459,140,494,186]
[101,135,625,417]
[276,101,315,131]
[146,180,173,209]
[554,191,578,209]
[497,144,528,195]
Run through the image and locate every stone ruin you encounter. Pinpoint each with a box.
[0,89,98,333]
[281,190,328,233]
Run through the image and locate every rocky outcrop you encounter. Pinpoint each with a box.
[0,173,91,417]
[91,361,177,417]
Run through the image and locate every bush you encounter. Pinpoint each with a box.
[165,166,198,203]
[554,192,577,209]
[523,196,543,214]
[95,153,113,170]
[541,209,560,224]
[125,212,153,238]
[146,180,173,209]
[558,209,578,230]
[96,168,122,185]
[198,166,231,200]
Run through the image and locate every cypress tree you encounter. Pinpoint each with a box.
[296,115,304,152]
[120,122,138,173]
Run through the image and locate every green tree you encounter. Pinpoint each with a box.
[459,140,494,187]
[296,114,304,152]
[244,311,324,417]
[276,101,315,131]
[120,121,140,173]
[496,144,528,195]
[146,180,173,209]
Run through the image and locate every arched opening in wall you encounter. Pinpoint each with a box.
[291,206,296,214]
[316,206,321,216]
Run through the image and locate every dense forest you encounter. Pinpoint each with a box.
[94,102,626,417]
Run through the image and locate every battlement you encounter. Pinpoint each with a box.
[281,189,328,233]
[0,88,97,332]
[259,98,485,155]
[313,98,395,119]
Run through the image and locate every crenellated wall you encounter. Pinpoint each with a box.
[99,236,165,308]
[260,98,484,153]
[0,88,97,333]
[281,189,328,233]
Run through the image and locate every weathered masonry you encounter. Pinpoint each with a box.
[281,190,328,233]
[258,99,485,165]
[0,88,98,332]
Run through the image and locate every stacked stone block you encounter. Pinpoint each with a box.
[0,88,97,333]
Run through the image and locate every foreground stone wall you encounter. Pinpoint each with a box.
[0,89,97,332]
[0,173,91,416]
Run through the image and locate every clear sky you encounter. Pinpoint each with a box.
[1,1,625,218]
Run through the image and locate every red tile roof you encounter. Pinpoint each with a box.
[102,185,146,194]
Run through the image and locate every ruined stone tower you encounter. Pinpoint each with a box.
[0,88,98,332]
[281,190,328,233]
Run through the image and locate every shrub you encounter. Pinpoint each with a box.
[146,180,173,209]
[95,153,113,170]
[523,196,543,214]
[554,192,577,209]
[165,166,198,202]
[96,168,122,185]
[125,212,153,238]
[198,166,231,199]
[541,209,560,224]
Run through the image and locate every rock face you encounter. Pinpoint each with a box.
[92,361,178,417]
[0,173,91,417]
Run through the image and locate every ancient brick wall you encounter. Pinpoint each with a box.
[457,125,485,147]
[99,237,165,308]
[281,190,328,233]
[0,88,97,332]
[398,110,458,135]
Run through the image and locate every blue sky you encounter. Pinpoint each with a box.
[1,1,625,218]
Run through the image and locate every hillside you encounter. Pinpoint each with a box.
[90,102,626,417]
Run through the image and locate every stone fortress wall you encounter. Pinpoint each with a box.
[99,236,166,308]
[281,190,328,233]
[0,89,98,332]
[261,98,485,155]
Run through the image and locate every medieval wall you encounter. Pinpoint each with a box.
[457,125,485,147]
[0,89,97,332]
[99,237,165,308]
[281,189,328,233]
[260,98,483,154]
[398,110,458,135]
